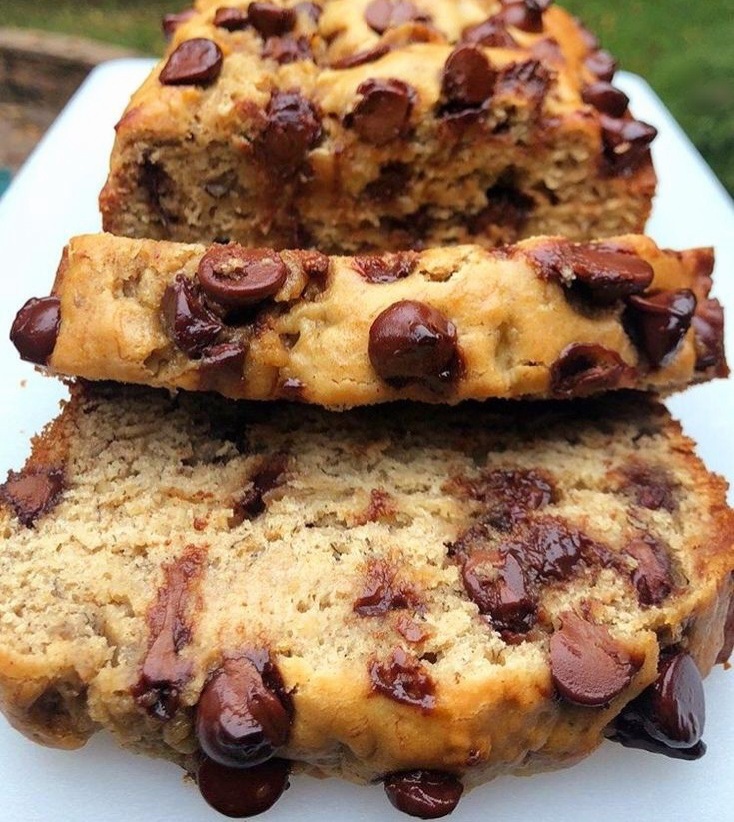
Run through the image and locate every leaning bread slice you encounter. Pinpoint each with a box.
[11,234,727,408]
[1,383,732,818]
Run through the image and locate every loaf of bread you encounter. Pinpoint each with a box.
[11,233,726,407]
[100,0,657,252]
[1,382,732,818]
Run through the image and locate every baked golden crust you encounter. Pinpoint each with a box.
[21,233,726,407]
[100,1,657,252]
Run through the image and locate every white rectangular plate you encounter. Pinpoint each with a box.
[0,61,732,822]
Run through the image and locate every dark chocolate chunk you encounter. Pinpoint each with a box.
[213,7,249,31]
[0,467,64,528]
[353,251,418,283]
[550,344,630,398]
[456,468,555,530]
[159,38,224,87]
[509,519,586,582]
[500,0,553,34]
[609,719,706,760]
[196,650,292,767]
[620,463,677,512]
[384,770,464,819]
[199,342,247,391]
[370,648,436,710]
[197,245,288,309]
[10,296,61,365]
[441,45,496,110]
[198,757,290,818]
[231,454,288,524]
[262,35,313,64]
[347,78,415,145]
[162,8,196,39]
[161,275,223,358]
[331,43,392,69]
[582,82,629,118]
[469,182,534,235]
[585,49,617,82]
[462,551,535,634]
[354,559,419,617]
[626,536,674,607]
[368,301,459,386]
[364,0,430,34]
[625,289,697,368]
[550,613,638,707]
[248,2,297,38]
[693,299,728,376]
[364,161,411,201]
[601,116,658,176]
[462,16,518,48]
[257,91,322,178]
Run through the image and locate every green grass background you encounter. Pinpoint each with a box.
[1,0,731,194]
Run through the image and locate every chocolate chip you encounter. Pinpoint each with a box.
[331,43,392,69]
[162,8,196,39]
[609,721,706,760]
[262,35,312,64]
[601,116,658,175]
[199,342,247,391]
[717,591,734,665]
[582,82,629,117]
[364,0,430,34]
[347,78,415,145]
[364,161,411,201]
[509,519,586,582]
[455,468,555,530]
[139,157,175,227]
[550,613,638,707]
[231,454,288,524]
[161,276,223,358]
[196,651,291,767]
[368,301,459,386]
[469,182,534,235]
[496,60,550,109]
[1,467,64,528]
[462,551,535,634]
[384,770,464,819]
[354,559,419,617]
[531,242,654,305]
[620,463,677,512]
[353,251,418,283]
[462,16,518,48]
[625,289,697,369]
[248,2,297,38]
[370,648,436,710]
[257,91,322,178]
[197,245,288,309]
[500,0,553,34]
[585,49,617,82]
[693,299,728,375]
[626,537,674,606]
[550,344,630,398]
[10,296,61,365]
[198,757,290,818]
[159,38,223,86]
[213,7,249,31]
[441,45,496,110]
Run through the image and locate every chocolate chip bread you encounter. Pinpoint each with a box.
[100,0,657,252]
[0,382,732,818]
[12,233,726,407]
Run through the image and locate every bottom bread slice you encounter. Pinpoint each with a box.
[1,383,733,818]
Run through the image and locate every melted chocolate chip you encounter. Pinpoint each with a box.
[550,613,638,707]
[353,251,418,283]
[198,757,290,818]
[197,245,288,309]
[693,299,728,375]
[364,162,411,201]
[507,519,586,583]
[368,301,459,387]
[462,16,518,48]
[347,78,415,145]
[248,2,297,38]
[609,721,706,760]
[196,650,292,767]
[462,551,535,634]
[384,770,464,819]
[620,463,677,512]
[10,296,61,365]
[331,43,392,69]
[370,648,436,710]
[585,49,617,82]
[717,591,734,665]
[440,45,496,111]
[0,467,64,528]
[257,91,322,178]
[231,454,288,525]
[469,182,534,235]
[496,60,550,109]
[500,0,553,34]
[601,116,658,176]
[625,289,697,369]
[159,38,223,87]
[161,275,223,358]
[199,342,247,391]
[132,546,205,720]
[457,468,555,530]
[550,344,630,398]
[626,536,674,607]
[262,35,313,64]
[354,559,419,616]
[582,82,629,118]
[213,8,249,31]
[364,0,430,34]
[162,8,196,39]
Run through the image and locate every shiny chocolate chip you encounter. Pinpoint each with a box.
[162,8,196,39]
[626,537,674,607]
[364,0,430,34]
[213,8,249,31]
[199,342,247,391]
[693,298,728,375]
[161,275,223,357]
[625,289,697,368]
[441,45,496,109]
[501,0,553,34]
[0,467,64,528]
[550,613,638,707]
[198,756,290,818]
[353,251,418,283]
[582,82,629,117]
[601,116,658,176]
[462,16,518,48]
[10,296,61,365]
[384,770,464,819]
[331,43,391,69]
[462,551,535,634]
[370,648,436,710]
[197,245,288,308]
[248,2,297,38]
[369,301,458,385]
[258,91,322,178]
[585,49,617,82]
[347,78,415,145]
[160,38,224,87]
[550,344,630,398]
[196,651,291,767]
[231,454,288,524]
[262,35,312,64]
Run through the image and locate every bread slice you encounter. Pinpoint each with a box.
[1,382,732,818]
[100,1,657,252]
[11,234,727,407]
